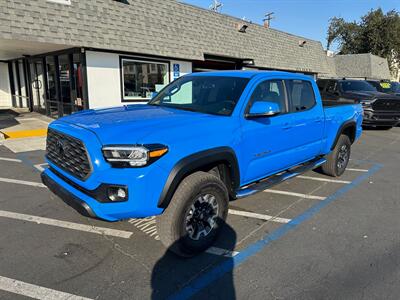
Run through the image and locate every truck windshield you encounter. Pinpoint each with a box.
[369,81,395,93]
[148,76,249,116]
[340,80,376,92]
[391,82,400,93]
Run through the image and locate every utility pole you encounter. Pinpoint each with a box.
[263,12,275,28]
[209,0,223,13]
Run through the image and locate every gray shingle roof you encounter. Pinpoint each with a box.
[332,53,391,80]
[0,0,331,74]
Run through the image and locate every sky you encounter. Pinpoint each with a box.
[180,0,400,51]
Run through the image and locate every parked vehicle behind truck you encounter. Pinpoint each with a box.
[317,78,400,129]
[366,80,400,97]
[42,71,363,256]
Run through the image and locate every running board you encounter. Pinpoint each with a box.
[236,157,326,199]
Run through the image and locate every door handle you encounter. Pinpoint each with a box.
[314,118,323,123]
[282,123,292,130]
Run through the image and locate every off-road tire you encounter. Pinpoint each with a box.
[321,135,351,177]
[156,171,229,257]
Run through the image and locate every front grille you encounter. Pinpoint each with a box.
[372,99,400,111]
[46,128,92,180]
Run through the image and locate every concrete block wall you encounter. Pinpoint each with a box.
[0,0,330,75]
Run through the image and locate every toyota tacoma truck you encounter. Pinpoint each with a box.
[42,71,363,256]
[317,78,400,129]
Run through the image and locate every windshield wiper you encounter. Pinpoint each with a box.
[160,104,199,113]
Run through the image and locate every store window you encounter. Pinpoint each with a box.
[121,58,169,101]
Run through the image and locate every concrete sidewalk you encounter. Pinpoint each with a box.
[0,109,52,153]
[0,109,51,140]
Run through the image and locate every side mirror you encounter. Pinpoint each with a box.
[246,101,281,119]
[151,92,158,99]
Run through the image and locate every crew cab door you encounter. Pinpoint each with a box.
[240,78,324,184]
[284,79,325,161]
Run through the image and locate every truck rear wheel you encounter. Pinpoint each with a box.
[156,171,229,257]
[321,135,351,177]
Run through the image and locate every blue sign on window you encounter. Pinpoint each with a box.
[173,64,180,79]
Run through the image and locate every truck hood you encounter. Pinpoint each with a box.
[342,90,397,100]
[56,104,224,145]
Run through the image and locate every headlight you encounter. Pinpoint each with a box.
[102,145,168,167]
[360,100,372,106]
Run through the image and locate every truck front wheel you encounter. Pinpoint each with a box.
[322,134,351,177]
[156,171,229,257]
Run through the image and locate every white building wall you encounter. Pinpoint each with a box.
[0,63,11,107]
[86,51,122,109]
[85,51,192,109]
[169,60,192,81]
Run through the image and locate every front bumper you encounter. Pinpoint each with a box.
[362,110,400,126]
[42,164,168,222]
[41,172,96,219]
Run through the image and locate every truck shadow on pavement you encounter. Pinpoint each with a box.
[150,221,237,300]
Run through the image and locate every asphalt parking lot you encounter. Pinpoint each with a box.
[0,127,399,300]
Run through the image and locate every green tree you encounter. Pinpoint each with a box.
[327,8,400,78]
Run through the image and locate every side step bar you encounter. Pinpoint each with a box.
[236,157,326,199]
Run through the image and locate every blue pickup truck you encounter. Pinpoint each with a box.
[42,71,363,256]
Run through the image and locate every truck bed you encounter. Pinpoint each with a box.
[322,99,356,107]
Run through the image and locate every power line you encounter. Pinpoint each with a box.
[263,12,275,28]
[209,0,223,13]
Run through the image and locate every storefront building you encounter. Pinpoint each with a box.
[0,0,333,118]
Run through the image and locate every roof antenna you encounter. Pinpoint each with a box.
[263,12,275,28]
[209,0,223,13]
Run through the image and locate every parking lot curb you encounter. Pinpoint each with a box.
[1,128,48,139]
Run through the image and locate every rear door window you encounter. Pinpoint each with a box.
[326,80,337,94]
[285,80,316,112]
[317,80,327,93]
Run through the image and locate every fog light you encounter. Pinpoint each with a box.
[107,187,128,202]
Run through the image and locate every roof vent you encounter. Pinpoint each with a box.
[299,40,307,47]
[236,23,248,33]
[114,0,129,4]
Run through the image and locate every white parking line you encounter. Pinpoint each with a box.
[0,157,22,163]
[129,217,160,240]
[347,168,369,172]
[263,189,326,200]
[0,275,92,300]
[34,163,48,172]
[297,175,351,184]
[128,217,240,257]
[228,209,291,224]
[0,177,46,188]
[0,210,133,239]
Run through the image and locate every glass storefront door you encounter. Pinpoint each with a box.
[29,59,46,114]
[20,50,88,118]
[10,49,87,118]
[45,56,60,118]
